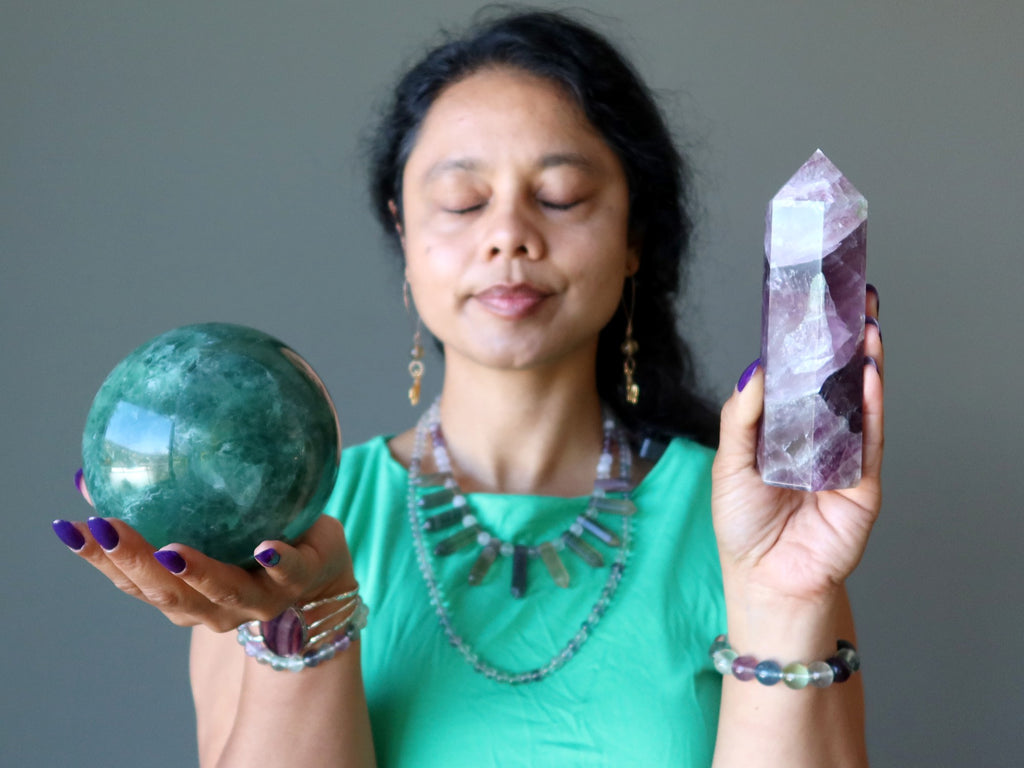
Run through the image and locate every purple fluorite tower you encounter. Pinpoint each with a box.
[758,150,867,491]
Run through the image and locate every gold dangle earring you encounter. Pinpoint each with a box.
[404,281,424,406]
[621,278,639,405]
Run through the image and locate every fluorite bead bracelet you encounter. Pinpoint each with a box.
[236,591,369,672]
[709,635,860,689]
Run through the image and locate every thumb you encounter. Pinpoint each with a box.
[253,515,355,599]
[713,358,763,479]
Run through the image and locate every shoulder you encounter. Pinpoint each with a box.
[338,434,396,474]
[384,425,416,469]
[630,435,725,634]
[632,435,718,562]
[322,435,405,524]
[636,435,715,495]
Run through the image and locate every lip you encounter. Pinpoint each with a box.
[473,283,552,319]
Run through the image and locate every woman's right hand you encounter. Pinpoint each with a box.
[52,473,356,633]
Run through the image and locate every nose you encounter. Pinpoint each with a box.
[483,198,543,261]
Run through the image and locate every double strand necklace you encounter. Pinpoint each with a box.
[407,399,636,684]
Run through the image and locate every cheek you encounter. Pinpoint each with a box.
[559,255,626,319]
[564,242,631,323]
[404,241,465,330]
[406,240,458,287]
[558,224,632,284]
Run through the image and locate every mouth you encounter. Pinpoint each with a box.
[473,283,553,319]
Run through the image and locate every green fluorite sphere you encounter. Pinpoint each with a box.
[82,323,340,566]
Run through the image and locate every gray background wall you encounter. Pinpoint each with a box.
[3,1,1021,765]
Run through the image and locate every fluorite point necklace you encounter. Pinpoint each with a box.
[407,398,636,684]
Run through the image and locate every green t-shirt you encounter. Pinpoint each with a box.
[324,435,725,767]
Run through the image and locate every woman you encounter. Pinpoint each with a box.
[53,10,883,767]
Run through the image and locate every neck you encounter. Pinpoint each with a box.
[434,352,605,496]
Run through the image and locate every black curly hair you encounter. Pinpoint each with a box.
[368,9,718,448]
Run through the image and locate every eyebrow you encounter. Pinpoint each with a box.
[424,152,596,180]
[538,152,595,171]
[425,158,481,179]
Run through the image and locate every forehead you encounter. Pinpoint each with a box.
[405,67,617,174]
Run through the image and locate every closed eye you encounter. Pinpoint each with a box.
[443,203,485,214]
[539,200,580,211]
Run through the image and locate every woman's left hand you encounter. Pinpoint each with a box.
[711,289,884,607]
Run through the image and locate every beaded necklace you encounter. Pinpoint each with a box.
[407,399,636,684]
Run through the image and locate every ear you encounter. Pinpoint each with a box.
[388,200,406,248]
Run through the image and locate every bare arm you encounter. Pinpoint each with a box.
[55,501,376,768]
[712,585,867,766]
[191,626,374,767]
[710,291,882,767]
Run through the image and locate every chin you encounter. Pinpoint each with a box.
[451,333,597,374]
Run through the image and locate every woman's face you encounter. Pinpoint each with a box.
[399,67,637,374]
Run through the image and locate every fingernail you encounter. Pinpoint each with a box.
[865,315,882,341]
[87,516,119,551]
[75,468,94,506]
[154,550,186,574]
[864,355,880,374]
[866,283,879,312]
[255,548,281,567]
[737,358,761,392]
[52,519,85,551]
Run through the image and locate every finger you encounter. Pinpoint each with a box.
[866,283,880,319]
[868,317,884,380]
[74,468,94,507]
[164,516,354,627]
[713,358,764,479]
[151,544,276,630]
[865,318,883,375]
[52,518,87,552]
[254,516,356,599]
[84,517,213,624]
[53,516,149,601]
[861,355,885,483]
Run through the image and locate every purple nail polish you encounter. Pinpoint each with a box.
[866,283,879,311]
[52,519,86,551]
[74,468,84,492]
[865,315,882,341]
[864,355,880,374]
[154,550,187,574]
[87,516,119,551]
[255,548,281,567]
[737,358,761,393]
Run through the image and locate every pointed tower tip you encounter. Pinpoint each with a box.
[772,149,865,211]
